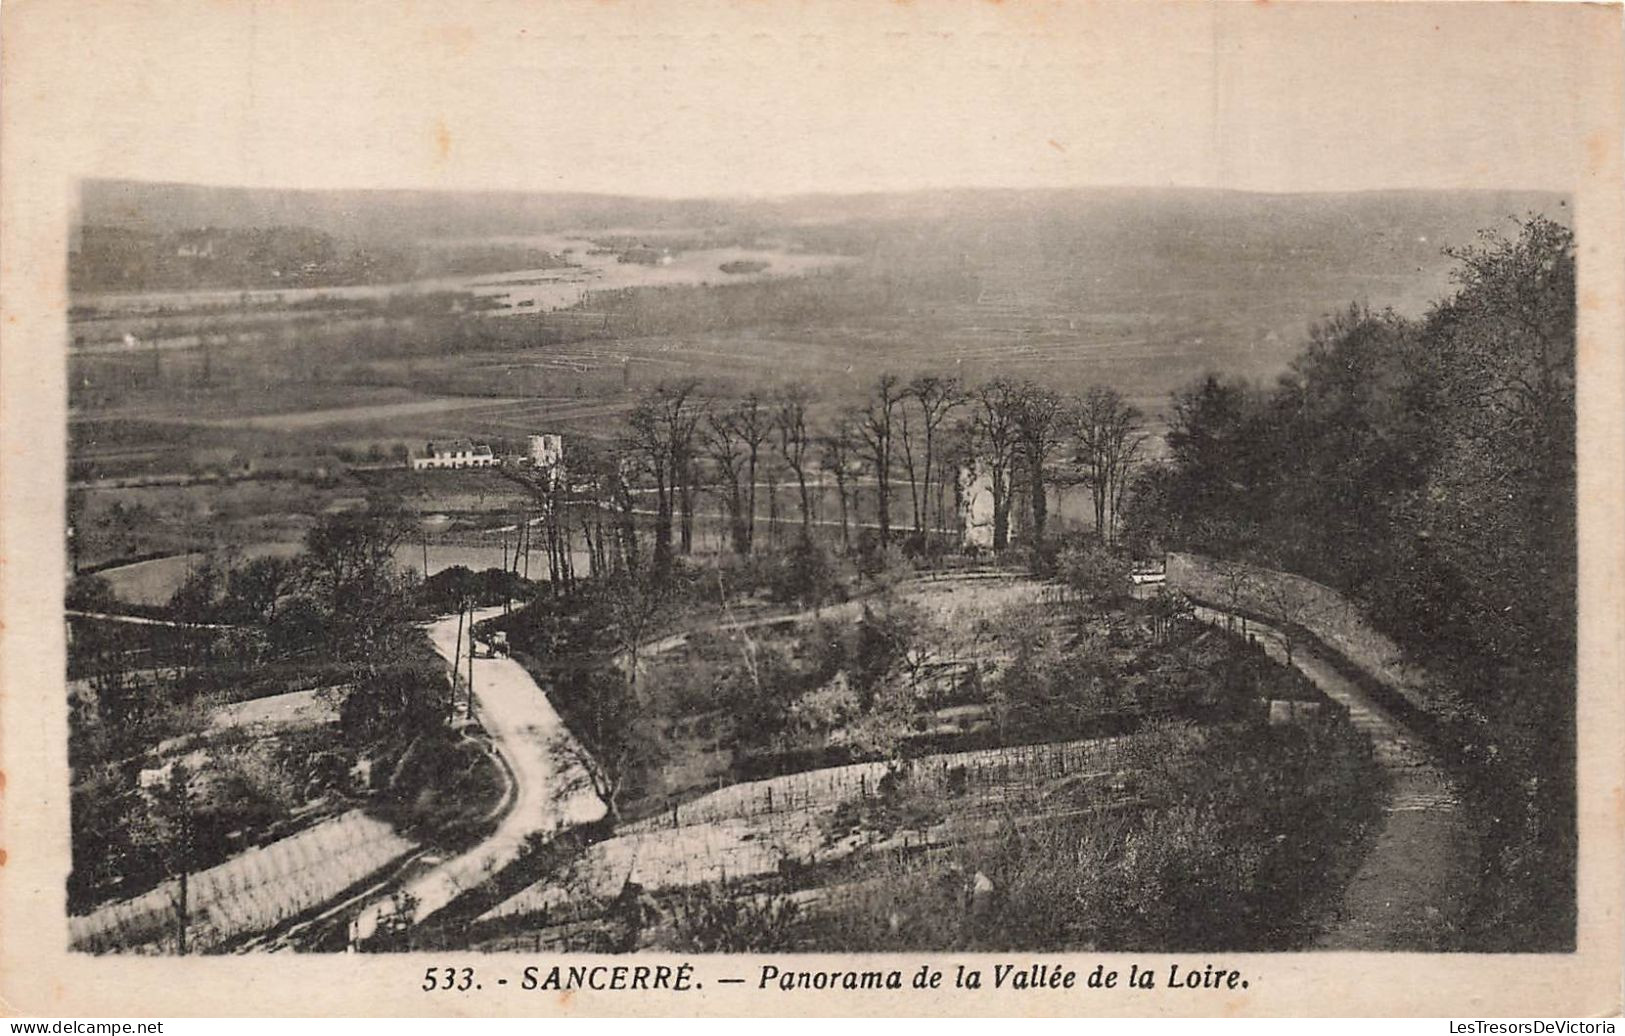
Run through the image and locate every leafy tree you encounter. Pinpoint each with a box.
[340,663,447,747]
[167,557,225,625]
[126,762,199,954]
[303,502,411,614]
[1124,213,1577,949]
[265,594,327,657]
[1161,374,1263,551]
[223,555,296,624]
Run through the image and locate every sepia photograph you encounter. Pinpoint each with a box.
[59,180,1578,958]
[3,0,1622,1018]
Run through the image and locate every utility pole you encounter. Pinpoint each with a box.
[176,865,189,956]
[150,762,196,956]
[522,511,531,580]
[467,626,477,723]
[502,515,513,615]
[451,603,465,724]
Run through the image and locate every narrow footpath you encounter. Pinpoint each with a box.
[1191,604,1472,950]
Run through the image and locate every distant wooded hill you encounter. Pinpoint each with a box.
[80,179,1564,260]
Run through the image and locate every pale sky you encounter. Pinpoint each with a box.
[1,0,1607,198]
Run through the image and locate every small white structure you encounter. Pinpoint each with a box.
[1130,559,1167,586]
[527,433,566,489]
[527,433,563,469]
[959,466,997,549]
[137,761,176,793]
[411,439,497,470]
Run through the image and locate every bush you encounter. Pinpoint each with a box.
[722,644,806,750]
[376,734,505,845]
[1056,540,1132,608]
[772,539,839,607]
[850,600,924,703]
[668,884,802,953]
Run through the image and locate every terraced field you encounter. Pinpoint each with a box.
[68,810,417,954]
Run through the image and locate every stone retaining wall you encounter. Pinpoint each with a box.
[1166,552,1430,713]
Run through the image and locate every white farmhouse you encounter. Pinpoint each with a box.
[411,439,497,470]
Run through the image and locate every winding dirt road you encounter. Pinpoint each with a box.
[348,607,607,944]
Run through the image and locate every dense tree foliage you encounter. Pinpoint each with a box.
[1131,216,1576,949]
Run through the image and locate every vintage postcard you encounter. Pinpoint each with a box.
[1,0,1621,1018]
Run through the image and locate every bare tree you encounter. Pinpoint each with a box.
[607,568,667,688]
[934,419,975,546]
[609,448,640,574]
[707,408,751,556]
[856,374,905,551]
[625,379,703,580]
[1011,382,1066,550]
[819,414,860,553]
[724,393,771,553]
[504,458,575,594]
[971,378,1021,551]
[568,439,619,577]
[675,426,701,558]
[774,384,816,537]
[1072,386,1148,546]
[897,397,922,539]
[906,374,965,542]
[1248,572,1320,666]
[1211,556,1253,637]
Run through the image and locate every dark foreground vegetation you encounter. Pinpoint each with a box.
[1127,217,1577,950]
[782,718,1382,952]
[67,503,503,916]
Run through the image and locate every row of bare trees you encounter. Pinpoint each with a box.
[506,372,1147,585]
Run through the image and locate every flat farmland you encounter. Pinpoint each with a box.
[193,395,529,432]
[311,395,639,449]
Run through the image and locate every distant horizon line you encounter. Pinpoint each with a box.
[79,176,1571,206]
